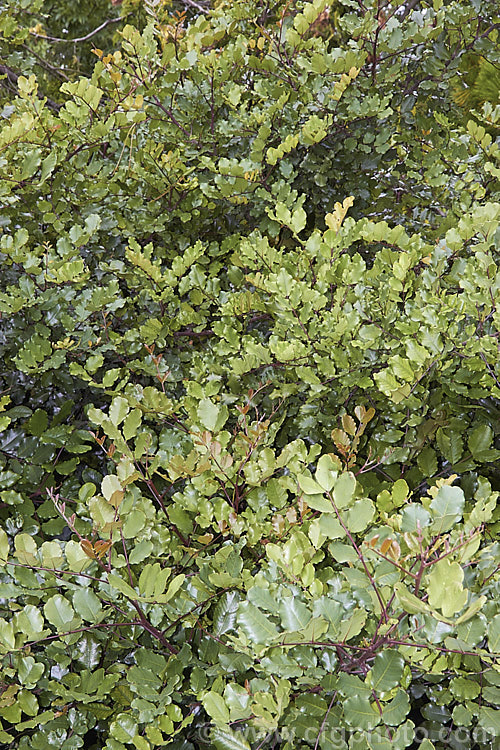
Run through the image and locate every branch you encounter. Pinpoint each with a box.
[0,64,19,89]
[327,489,389,623]
[479,351,500,390]
[400,0,421,20]
[0,63,61,111]
[178,0,210,13]
[30,17,123,44]
[21,44,70,81]
[314,692,337,750]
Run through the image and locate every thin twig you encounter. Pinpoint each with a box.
[479,351,500,389]
[21,44,70,81]
[30,17,123,44]
[314,692,337,750]
[179,0,209,13]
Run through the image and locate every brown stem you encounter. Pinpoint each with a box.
[314,691,337,750]
[327,490,389,623]
[129,600,177,653]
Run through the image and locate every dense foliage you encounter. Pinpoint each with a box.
[0,0,499,748]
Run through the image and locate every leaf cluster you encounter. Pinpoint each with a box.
[0,0,499,748]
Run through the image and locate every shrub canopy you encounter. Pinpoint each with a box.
[0,0,499,748]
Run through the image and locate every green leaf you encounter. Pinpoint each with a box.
[279,596,311,631]
[400,504,431,532]
[101,474,124,507]
[328,542,358,563]
[73,588,103,622]
[237,602,278,644]
[455,596,486,625]
[43,594,76,630]
[109,396,129,427]
[123,408,142,440]
[436,428,464,465]
[202,691,230,725]
[17,656,45,689]
[108,572,138,599]
[164,573,185,602]
[417,447,438,477]
[248,587,277,612]
[468,424,493,459]
[133,736,151,750]
[212,727,251,750]
[347,498,375,532]
[452,704,473,727]
[27,408,48,436]
[429,485,465,533]
[290,205,307,234]
[338,609,367,641]
[14,533,38,565]
[89,496,117,529]
[304,493,335,513]
[457,614,487,646]
[139,563,164,598]
[0,619,15,650]
[381,690,410,726]
[344,695,380,730]
[128,540,153,564]
[14,605,44,638]
[391,479,409,506]
[426,558,468,618]
[478,706,500,736]
[110,713,138,742]
[0,528,8,565]
[223,683,251,720]
[315,454,338,491]
[41,540,63,569]
[337,674,371,699]
[318,514,345,541]
[18,656,44,687]
[488,614,500,654]
[74,633,102,670]
[39,150,57,184]
[333,472,356,509]
[298,474,325,495]
[85,213,101,235]
[394,583,431,615]
[122,509,146,538]
[198,399,228,431]
[2,0,500,741]
[65,540,92,573]
[450,677,480,699]
[18,688,38,717]
[370,649,404,693]
[214,591,240,636]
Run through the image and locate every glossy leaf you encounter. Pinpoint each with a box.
[43,595,76,631]
[333,472,357,509]
[202,692,230,725]
[73,588,103,622]
[370,650,404,693]
[0,528,8,565]
[212,727,251,750]
[427,559,468,618]
[429,485,465,534]
[344,695,380,731]
[488,614,500,654]
[214,591,240,636]
[237,602,278,644]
